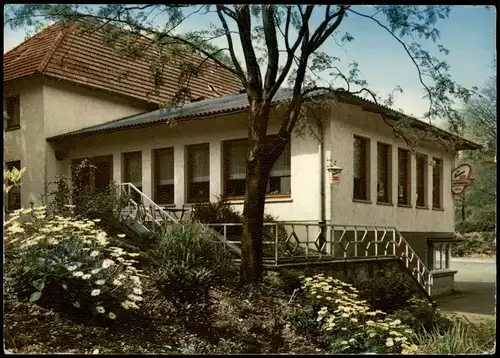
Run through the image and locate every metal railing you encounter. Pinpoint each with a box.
[119,183,178,236]
[208,221,433,296]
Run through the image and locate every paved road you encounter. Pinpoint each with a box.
[435,258,496,322]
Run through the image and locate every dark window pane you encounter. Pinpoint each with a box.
[187,143,210,202]
[154,148,174,204]
[6,95,20,128]
[432,158,442,208]
[377,143,390,203]
[416,154,427,207]
[353,136,368,200]
[398,149,410,205]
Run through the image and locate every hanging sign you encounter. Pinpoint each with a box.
[451,164,473,195]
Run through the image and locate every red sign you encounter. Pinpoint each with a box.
[451,164,473,195]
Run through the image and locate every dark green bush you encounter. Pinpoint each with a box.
[192,196,243,224]
[388,297,453,335]
[452,232,496,257]
[285,304,320,337]
[455,218,495,233]
[354,274,418,313]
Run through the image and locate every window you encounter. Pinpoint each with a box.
[432,158,443,209]
[416,154,428,207]
[223,137,291,198]
[5,95,20,129]
[5,160,21,211]
[428,242,451,270]
[154,148,174,205]
[377,142,391,203]
[353,136,369,200]
[397,148,410,205]
[187,143,210,203]
[123,151,142,191]
[72,155,113,193]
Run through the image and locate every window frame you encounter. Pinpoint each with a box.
[416,153,428,208]
[153,147,175,205]
[5,160,22,211]
[5,95,21,130]
[432,157,443,209]
[186,143,210,203]
[397,148,411,206]
[427,241,452,271]
[222,136,292,200]
[376,142,391,204]
[353,135,370,201]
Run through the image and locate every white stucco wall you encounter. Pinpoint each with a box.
[42,77,152,195]
[64,111,322,222]
[4,77,46,208]
[324,101,456,233]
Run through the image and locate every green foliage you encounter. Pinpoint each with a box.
[388,297,453,336]
[149,222,236,323]
[451,232,496,257]
[414,317,496,354]
[284,304,319,337]
[355,274,418,313]
[4,208,144,322]
[44,160,129,235]
[4,166,26,194]
[150,222,234,275]
[192,196,243,224]
[298,274,418,354]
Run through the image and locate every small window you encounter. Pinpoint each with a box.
[432,158,443,209]
[187,143,210,203]
[416,153,428,207]
[353,136,369,200]
[397,149,410,205]
[5,160,22,211]
[154,148,174,205]
[6,95,20,129]
[123,151,142,191]
[223,137,291,198]
[377,142,391,203]
[428,242,451,270]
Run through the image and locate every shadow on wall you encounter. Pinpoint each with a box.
[435,281,496,316]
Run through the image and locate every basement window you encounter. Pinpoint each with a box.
[428,241,451,270]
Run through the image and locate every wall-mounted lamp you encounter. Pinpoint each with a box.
[326,159,343,183]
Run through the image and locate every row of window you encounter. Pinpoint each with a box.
[353,135,443,209]
[80,137,292,205]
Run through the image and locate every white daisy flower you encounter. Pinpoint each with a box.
[102,259,115,269]
[91,289,101,296]
[82,274,92,280]
[108,312,116,319]
[89,250,99,257]
[95,280,105,285]
[73,271,84,277]
[117,234,126,238]
[95,306,105,314]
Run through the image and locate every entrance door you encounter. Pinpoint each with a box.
[72,155,113,193]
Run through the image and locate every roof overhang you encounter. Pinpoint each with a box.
[47,89,482,151]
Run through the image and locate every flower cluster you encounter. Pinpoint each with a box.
[300,274,418,354]
[4,207,144,320]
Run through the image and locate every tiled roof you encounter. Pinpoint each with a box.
[47,88,481,150]
[4,22,242,104]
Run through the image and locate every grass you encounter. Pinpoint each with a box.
[414,317,496,354]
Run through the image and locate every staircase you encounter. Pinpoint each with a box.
[118,183,242,254]
[118,184,432,298]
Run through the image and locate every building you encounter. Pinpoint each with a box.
[4,22,480,296]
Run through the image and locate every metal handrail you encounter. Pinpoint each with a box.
[207,221,433,296]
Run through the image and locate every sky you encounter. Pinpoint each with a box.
[3,5,496,127]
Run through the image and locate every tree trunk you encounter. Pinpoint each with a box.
[240,154,269,285]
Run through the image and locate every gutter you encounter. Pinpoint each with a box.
[317,116,326,226]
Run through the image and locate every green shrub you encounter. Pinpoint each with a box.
[456,219,496,233]
[4,207,144,323]
[284,304,319,337]
[355,274,418,314]
[299,274,418,354]
[150,222,234,276]
[388,297,453,335]
[414,317,496,354]
[452,232,496,257]
[192,196,243,224]
[153,263,214,323]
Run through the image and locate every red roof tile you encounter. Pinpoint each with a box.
[4,22,242,104]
